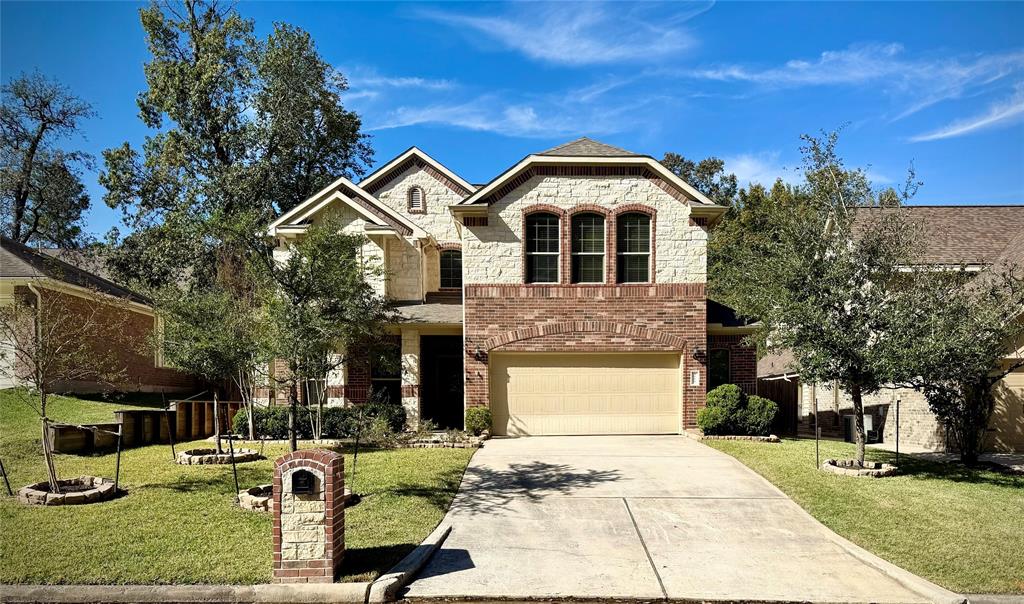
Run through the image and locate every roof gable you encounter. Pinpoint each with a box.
[359,147,474,197]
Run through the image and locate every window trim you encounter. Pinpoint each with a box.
[569,211,607,284]
[439,248,462,290]
[407,186,426,213]
[613,207,656,284]
[522,207,565,284]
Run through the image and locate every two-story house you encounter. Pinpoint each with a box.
[267,138,758,436]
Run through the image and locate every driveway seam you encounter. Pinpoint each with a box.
[622,497,668,600]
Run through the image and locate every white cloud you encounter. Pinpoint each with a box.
[415,2,709,66]
[686,43,1024,120]
[909,85,1024,142]
[722,151,795,187]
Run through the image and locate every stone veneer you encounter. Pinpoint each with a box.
[367,162,467,243]
[272,450,345,583]
[461,175,707,285]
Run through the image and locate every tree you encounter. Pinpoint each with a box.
[258,216,396,451]
[713,131,920,464]
[886,266,1024,464]
[1,72,94,247]
[0,286,129,491]
[660,152,739,207]
[100,0,372,289]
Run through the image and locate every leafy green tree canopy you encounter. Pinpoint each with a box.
[1,71,94,247]
[661,152,739,207]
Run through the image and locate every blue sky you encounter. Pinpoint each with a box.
[3,1,1023,237]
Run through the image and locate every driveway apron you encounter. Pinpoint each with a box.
[403,435,934,602]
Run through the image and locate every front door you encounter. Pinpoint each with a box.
[420,336,464,430]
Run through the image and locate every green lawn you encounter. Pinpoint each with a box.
[0,389,473,584]
[706,438,1024,594]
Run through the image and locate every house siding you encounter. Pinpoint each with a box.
[369,163,464,243]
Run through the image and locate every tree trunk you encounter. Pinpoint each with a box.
[213,390,222,454]
[41,418,60,494]
[850,383,866,465]
[288,382,298,452]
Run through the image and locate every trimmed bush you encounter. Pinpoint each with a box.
[232,401,406,439]
[743,395,778,436]
[697,384,778,436]
[464,407,492,436]
[365,400,407,433]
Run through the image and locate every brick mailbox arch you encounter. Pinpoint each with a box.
[272,449,345,583]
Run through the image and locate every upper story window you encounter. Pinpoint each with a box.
[525,212,560,283]
[616,212,651,283]
[408,186,425,212]
[440,250,462,289]
[571,213,605,283]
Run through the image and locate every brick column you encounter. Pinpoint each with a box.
[272,450,345,583]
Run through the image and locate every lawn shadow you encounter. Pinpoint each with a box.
[870,449,1024,488]
[400,548,474,587]
[341,543,418,581]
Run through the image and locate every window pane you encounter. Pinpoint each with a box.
[617,213,650,253]
[440,250,462,288]
[527,254,558,283]
[526,214,560,253]
[572,213,605,254]
[709,349,730,389]
[572,254,604,283]
[617,254,649,283]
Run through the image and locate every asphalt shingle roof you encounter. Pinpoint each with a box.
[0,236,148,304]
[537,137,641,157]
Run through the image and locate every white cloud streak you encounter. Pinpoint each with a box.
[416,2,709,66]
[909,85,1024,142]
[722,151,795,187]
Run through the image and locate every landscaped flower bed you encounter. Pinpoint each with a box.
[175,448,261,465]
[17,476,117,506]
[821,458,898,477]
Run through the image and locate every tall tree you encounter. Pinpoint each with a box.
[1,72,94,247]
[100,0,372,289]
[660,152,739,207]
[713,131,920,464]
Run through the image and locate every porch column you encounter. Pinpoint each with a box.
[401,329,421,427]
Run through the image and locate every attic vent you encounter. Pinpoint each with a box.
[408,186,425,213]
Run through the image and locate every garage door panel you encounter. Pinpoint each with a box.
[490,353,681,436]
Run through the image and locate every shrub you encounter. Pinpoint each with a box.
[696,405,731,435]
[231,399,406,440]
[743,395,778,436]
[364,400,407,433]
[464,407,492,436]
[321,406,358,438]
[698,384,779,436]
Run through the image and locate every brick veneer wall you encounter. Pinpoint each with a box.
[14,286,195,393]
[464,283,709,428]
[272,449,345,583]
[708,334,757,394]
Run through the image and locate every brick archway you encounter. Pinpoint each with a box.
[484,320,687,351]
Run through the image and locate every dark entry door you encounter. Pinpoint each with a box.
[420,336,464,430]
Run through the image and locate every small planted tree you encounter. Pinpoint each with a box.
[258,215,396,452]
[713,131,921,464]
[886,266,1024,464]
[0,286,129,491]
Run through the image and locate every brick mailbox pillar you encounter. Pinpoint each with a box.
[272,449,345,583]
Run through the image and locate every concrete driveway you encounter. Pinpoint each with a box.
[403,435,951,603]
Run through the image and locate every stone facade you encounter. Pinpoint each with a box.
[461,175,707,285]
[367,162,465,244]
[272,450,345,583]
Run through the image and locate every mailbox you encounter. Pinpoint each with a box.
[291,469,315,495]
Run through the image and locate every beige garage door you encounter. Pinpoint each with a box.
[489,353,681,436]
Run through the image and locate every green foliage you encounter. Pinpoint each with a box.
[660,152,739,207]
[698,384,778,436]
[100,0,372,288]
[743,395,778,436]
[364,399,407,433]
[1,71,94,247]
[464,407,493,436]
[233,402,406,440]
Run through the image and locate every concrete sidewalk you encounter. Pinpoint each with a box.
[403,435,962,603]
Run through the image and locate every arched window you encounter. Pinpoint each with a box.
[525,212,560,283]
[571,212,605,283]
[440,250,462,289]
[616,212,651,283]
[408,186,425,212]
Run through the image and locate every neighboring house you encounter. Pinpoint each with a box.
[0,236,195,393]
[266,138,759,435]
[759,206,1024,453]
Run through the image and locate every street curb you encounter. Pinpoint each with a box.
[367,522,452,602]
[0,582,372,603]
[964,596,1024,604]
[702,441,967,604]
